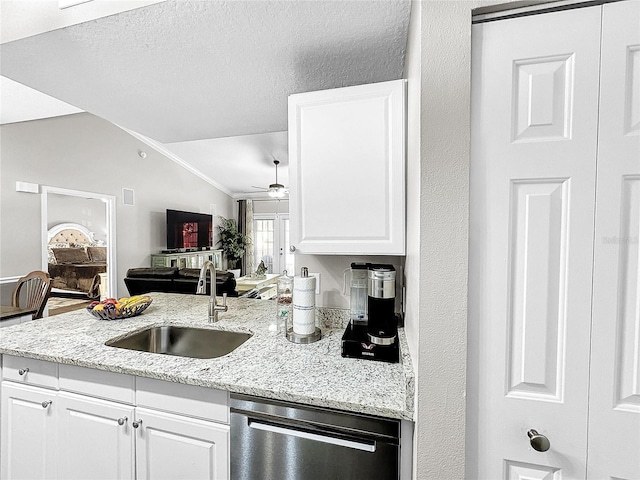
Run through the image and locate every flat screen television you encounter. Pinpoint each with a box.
[166,209,213,250]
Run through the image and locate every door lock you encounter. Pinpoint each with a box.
[527,429,550,452]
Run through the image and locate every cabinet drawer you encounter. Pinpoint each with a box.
[59,364,135,404]
[2,355,58,389]
[136,376,229,424]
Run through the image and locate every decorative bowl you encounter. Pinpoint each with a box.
[87,297,152,320]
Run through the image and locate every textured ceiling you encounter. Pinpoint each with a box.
[162,131,289,196]
[0,1,410,196]
[0,0,411,144]
[122,127,290,197]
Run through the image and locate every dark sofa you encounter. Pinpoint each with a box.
[124,267,238,297]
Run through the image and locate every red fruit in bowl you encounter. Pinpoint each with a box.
[89,301,99,308]
[103,298,117,305]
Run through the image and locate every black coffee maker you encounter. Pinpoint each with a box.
[341,264,399,363]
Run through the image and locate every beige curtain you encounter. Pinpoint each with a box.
[238,199,254,276]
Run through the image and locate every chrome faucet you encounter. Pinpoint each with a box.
[196,260,228,323]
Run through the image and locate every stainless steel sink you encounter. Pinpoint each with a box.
[105,326,252,359]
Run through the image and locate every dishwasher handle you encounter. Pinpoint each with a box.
[248,419,377,453]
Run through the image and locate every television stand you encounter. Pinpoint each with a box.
[151,250,223,270]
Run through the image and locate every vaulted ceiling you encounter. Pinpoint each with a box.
[1,0,411,196]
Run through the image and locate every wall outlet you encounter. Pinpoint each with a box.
[310,273,320,294]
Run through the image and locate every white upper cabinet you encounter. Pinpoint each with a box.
[288,80,406,255]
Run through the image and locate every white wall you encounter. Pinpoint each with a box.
[404,0,422,380]
[0,0,165,43]
[0,112,233,300]
[412,2,527,479]
[47,193,107,244]
[412,4,473,477]
[293,254,405,311]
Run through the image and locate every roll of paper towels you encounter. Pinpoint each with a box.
[293,275,316,335]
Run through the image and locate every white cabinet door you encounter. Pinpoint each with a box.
[135,407,229,480]
[57,391,135,480]
[1,382,57,480]
[288,80,405,255]
[587,2,640,479]
[469,6,602,479]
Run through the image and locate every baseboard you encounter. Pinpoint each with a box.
[0,276,21,285]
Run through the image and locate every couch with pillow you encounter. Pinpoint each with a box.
[124,267,238,297]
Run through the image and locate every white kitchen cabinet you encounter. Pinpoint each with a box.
[0,356,230,480]
[288,80,406,255]
[1,382,57,480]
[136,407,229,480]
[57,391,135,480]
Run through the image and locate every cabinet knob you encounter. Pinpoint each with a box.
[289,245,296,253]
[117,417,127,426]
[41,400,53,409]
[18,368,29,376]
[132,419,143,429]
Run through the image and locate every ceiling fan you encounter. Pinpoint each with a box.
[252,159,288,198]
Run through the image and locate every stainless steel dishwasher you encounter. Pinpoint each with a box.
[230,393,400,480]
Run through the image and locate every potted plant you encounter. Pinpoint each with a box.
[216,217,250,276]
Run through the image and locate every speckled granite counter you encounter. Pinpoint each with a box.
[0,293,414,420]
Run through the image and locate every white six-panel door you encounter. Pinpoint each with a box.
[470,2,640,479]
[470,6,601,478]
[587,2,640,478]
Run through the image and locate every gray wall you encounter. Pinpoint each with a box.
[411,2,525,479]
[0,112,233,300]
[47,193,107,244]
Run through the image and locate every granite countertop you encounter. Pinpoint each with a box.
[0,292,414,420]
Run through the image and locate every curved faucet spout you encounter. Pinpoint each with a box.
[196,260,228,322]
[196,261,214,295]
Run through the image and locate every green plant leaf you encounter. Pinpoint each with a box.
[216,217,251,268]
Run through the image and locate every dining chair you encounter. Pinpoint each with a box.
[12,271,52,320]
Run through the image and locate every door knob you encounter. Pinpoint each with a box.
[41,400,53,409]
[289,245,296,252]
[132,419,143,429]
[527,429,550,452]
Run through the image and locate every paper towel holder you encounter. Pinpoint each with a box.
[286,328,321,344]
[286,267,322,344]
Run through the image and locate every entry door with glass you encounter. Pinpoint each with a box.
[253,214,293,275]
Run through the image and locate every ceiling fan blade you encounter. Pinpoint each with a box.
[251,186,268,190]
